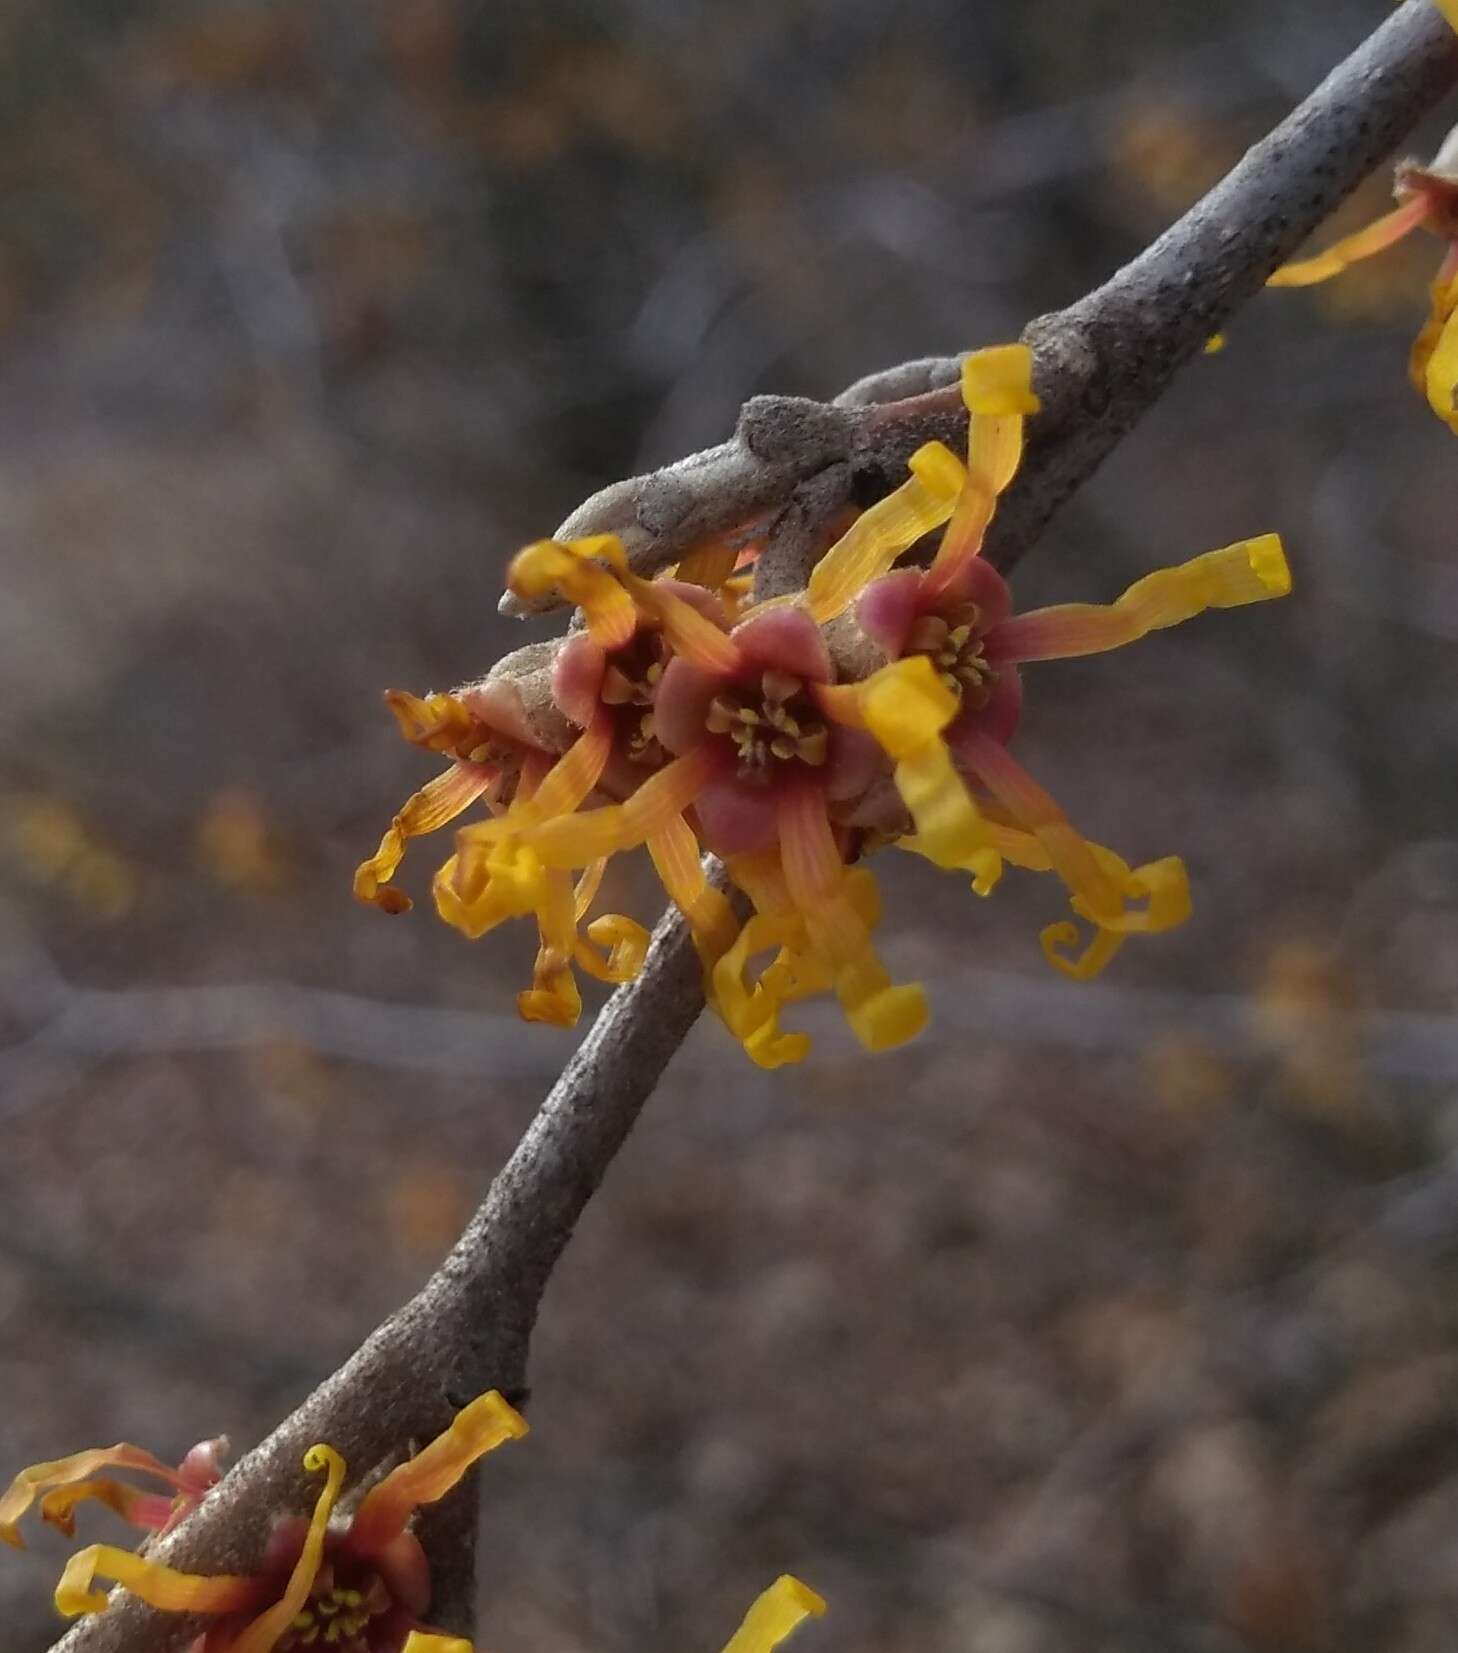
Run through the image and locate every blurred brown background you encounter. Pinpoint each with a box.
[3,2,1458,1649]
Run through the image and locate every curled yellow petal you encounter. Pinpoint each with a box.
[806,441,965,623]
[961,343,1039,417]
[989,534,1290,665]
[229,1444,346,1653]
[403,1637,474,1653]
[348,1391,527,1560]
[1266,196,1429,286]
[385,691,482,756]
[1041,919,1126,981]
[435,835,549,940]
[54,1546,261,1619]
[1,1446,185,1549]
[721,1575,828,1653]
[711,909,814,1069]
[507,537,638,649]
[355,763,492,914]
[518,865,585,1027]
[574,913,651,983]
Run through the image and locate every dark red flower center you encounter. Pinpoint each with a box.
[599,632,670,765]
[278,1563,391,1652]
[906,603,994,708]
[705,669,829,784]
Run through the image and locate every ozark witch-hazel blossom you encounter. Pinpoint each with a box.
[4,1390,527,1652]
[3,1404,827,1653]
[356,341,1291,1067]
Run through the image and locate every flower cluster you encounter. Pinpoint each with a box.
[1267,121,1458,433]
[357,343,1291,1067]
[2,1396,826,1653]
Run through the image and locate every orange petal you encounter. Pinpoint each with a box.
[647,813,740,969]
[40,1479,177,1539]
[346,1391,528,1560]
[355,763,493,913]
[776,785,928,1051]
[1266,196,1429,286]
[507,538,638,649]
[2,1445,187,1548]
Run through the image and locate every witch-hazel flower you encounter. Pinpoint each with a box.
[356,340,1290,1066]
[5,1390,527,1653]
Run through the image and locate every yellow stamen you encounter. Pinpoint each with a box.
[720,1576,828,1653]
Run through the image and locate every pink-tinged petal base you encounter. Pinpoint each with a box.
[825,724,886,802]
[458,678,539,750]
[552,633,607,729]
[693,777,781,857]
[732,605,832,684]
[373,1529,433,1618]
[855,570,924,657]
[654,656,720,756]
[946,667,1023,753]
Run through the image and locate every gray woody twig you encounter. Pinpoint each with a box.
[47,5,1458,1649]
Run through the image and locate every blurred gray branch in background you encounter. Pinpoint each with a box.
[46,5,1458,1650]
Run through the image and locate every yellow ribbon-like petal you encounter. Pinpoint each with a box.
[720,1576,828,1653]
[402,1637,474,1653]
[806,442,965,623]
[988,534,1290,665]
[348,1391,528,1560]
[55,1546,262,1619]
[711,909,815,1069]
[647,813,740,970]
[508,537,638,649]
[859,656,1002,890]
